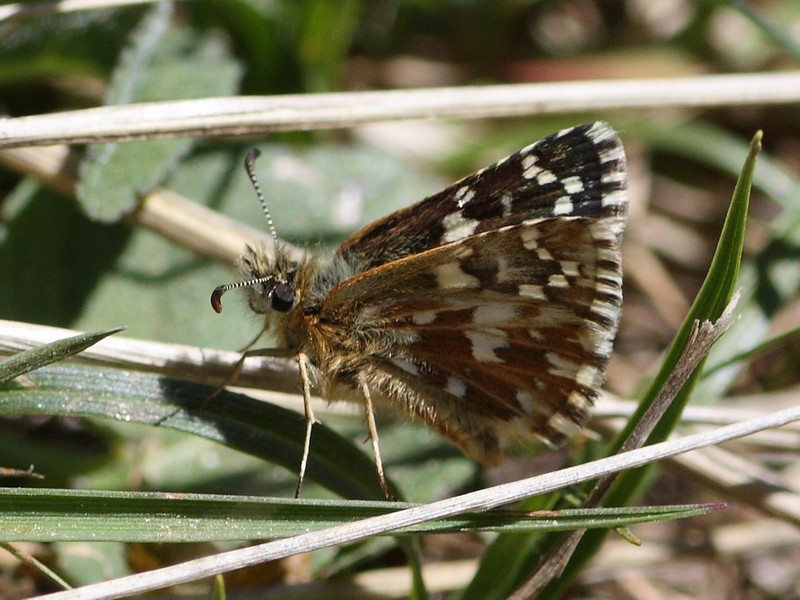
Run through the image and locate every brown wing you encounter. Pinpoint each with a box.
[336,121,627,271]
[319,216,624,464]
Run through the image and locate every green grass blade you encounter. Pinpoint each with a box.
[0,487,722,543]
[1,363,390,499]
[0,326,125,385]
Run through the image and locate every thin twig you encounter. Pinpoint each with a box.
[2,72,800,148]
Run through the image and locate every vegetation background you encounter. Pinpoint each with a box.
[0,1,799,598]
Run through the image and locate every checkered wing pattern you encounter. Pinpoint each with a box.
[338,121,626,268]
[319,122,628,462]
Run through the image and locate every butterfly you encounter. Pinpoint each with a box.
[212,121,628,497]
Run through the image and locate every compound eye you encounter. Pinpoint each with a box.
[270,282,295,312]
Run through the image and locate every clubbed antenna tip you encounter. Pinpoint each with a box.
[210,284,233,313]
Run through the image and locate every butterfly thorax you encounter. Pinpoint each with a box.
[239,242,384,387]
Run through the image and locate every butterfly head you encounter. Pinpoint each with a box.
[211,243,298,315]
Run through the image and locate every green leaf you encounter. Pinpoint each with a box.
[54,541,131,587]
[297,0,362,90]
[0,7,144,87]
[77,4,243,221]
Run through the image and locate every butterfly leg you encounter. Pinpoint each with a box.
[295,352,318,498]
[153,347,263,427]
[204,326,271,401]
[358,375,395,500]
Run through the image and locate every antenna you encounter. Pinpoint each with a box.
[211,278,270,313]
[211,149,282,314]
[244,148,279,242]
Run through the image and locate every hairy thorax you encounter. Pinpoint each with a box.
[242,243,392,392]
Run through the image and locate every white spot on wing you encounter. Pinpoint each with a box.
[496,255,514,282]
[500,192,513,217]
[520,228,539,250]
[536,170,557,185]
[441,211,479,243]
[590,296,619,322]
[516,389,550,416]
[522,155,541,179]
[527,328,545,341]
[435,262,480,289]
[548,273,569,288]
[599,145,625,165]
[560,260,580,277]
[557,125,574,138]
[515,390,535,412]
[553,196,574,216]
[567,389,592,412]
[575,364,601,388]
[546,352,581,379]
[466,329,507,363]
[547,412,581,437]
[519,284,546,300]
[602,171,626,184]
[601,189,628,212]
[473,304,517,325]
[412,310,438,325]
[455,185,476,208]
[561,176,584,194]
[446,376,467,397]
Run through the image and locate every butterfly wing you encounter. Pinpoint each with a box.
[319,215,624,464]
[337,121,627,271]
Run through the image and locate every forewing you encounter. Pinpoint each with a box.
[322,217,624,463]
[337,121,627,270]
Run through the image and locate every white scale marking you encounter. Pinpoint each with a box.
[567,389,591,411]
[519,284,546,300]
[599,145,624,164]
[561,176,584,194]
[547,412,581,437]
[446,376,467,398]
[500,192,513,217]
[473,304,517,325]
[516,390,551,416]
[466,329,507,363]
[515,390,535,413]
[441,211,479,243]
[435,262,480,289]
[496,255,515,282]
[560,260,580,277]
[548,273,569,288]
[536,170,558,185]
[552,196,574,216]
[527,328,545,341]
[520,228,539,250]
[521,155,541,179]
[455,185,476,208]
[412,310,438,325]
